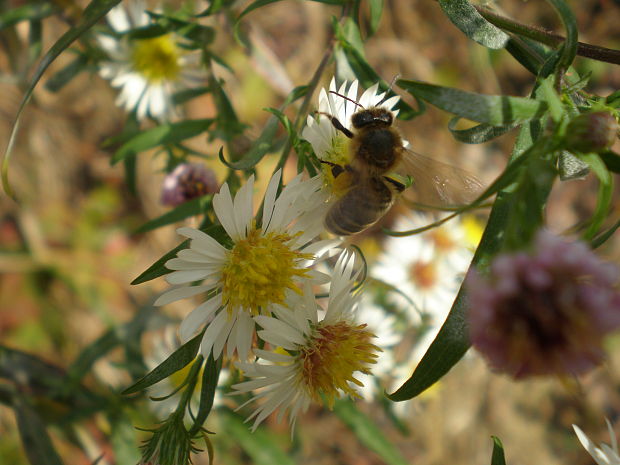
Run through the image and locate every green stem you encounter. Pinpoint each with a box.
[475,6,620,65]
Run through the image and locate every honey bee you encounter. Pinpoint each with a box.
[318,92,481,236]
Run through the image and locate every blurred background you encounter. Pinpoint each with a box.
[1,0,620,464]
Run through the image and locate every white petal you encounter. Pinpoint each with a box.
[213,183,240,240]
[179,295,222,342]
[154,285,211,306]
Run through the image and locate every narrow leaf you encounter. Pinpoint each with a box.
[368,0,384,36]
[581,153,613,240]
[546,0,578,71]
[112,119,214,164]
[490,436,507,465]
[397,79,547,125]
[438,0,509,50]
[448,117,517,144]
[0,3,54,30]
[334,399,409,465]
[122,331,203,395]
[135,195,212,234]
[219,115,280,170]
[189,354,221,435]
[14,398,65,465]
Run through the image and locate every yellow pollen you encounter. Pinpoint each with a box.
[410,261,437,290]
[131,34,181,83]
[299,321,379,408]
[220,228,313,317]
[321,135,352,196]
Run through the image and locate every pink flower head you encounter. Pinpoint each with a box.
[161,163,218,206]
[466,230,620,379]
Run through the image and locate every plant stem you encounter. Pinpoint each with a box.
[475,6,620,65]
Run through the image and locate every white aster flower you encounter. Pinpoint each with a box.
[301,79,401,191]
[155,170,337,361]
[146,327,229,421]
[573,420,620,465]
[97,0,206,121]
[232,252,380,431]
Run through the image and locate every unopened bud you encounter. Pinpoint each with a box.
[564,111,619,153]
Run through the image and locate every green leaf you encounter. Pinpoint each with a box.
[173,86,212,105]
[131,240,188,285]
[0,3,54,30]
[389,119,553,399]
[537,75,564,122]
[490,436,507,465]
[111,119,214,164]
[580,153,613,240]
[2,0,122,197]
[591,217,620,249]
[397,79,547,125]
[44,53,90,92]
[13,397,65,465]
[505,36,550,76]
[438,0,509,50]
[546,0,578,71]
[447,117,517,144]
[334,399,409,465]
[189,354,221,435]
[219,410,295,465]
[368,0,384,36]
[122,331,204,395]
[219,115,280,170]
[135,195,212,234]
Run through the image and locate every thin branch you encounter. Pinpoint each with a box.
[475,5,620,66]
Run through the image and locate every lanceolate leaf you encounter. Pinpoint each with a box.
[14,397,65,465]
[438,0,509,50]
[189,354,221,435]
[134,195,212,234]
[397,79,547,125]
[2,0,122,197]
[491,436,507,465]
[448,117,517,144]
[389,119,548,400]
[122,331,204,395]
[581,153,613,240]
[111,119,214,164]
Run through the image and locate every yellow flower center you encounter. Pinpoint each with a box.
[220,228,313,316]
[409,261,437,290]
[299,321,379,408]
[131,34,181,83]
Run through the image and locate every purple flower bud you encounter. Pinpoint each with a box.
[160,163,218,207]
[466,230,620,379]
[564,111,619,153]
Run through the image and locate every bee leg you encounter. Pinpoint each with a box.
[383,176,406,193]
[315,112,354,139]
[319,159,348,178]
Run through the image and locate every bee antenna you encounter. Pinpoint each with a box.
[329,91,365,109]
[388,74,400,92]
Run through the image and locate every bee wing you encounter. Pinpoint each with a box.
[395,148,483,208]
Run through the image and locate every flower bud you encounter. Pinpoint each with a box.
[564,111,618,153]
[161,163,218,207]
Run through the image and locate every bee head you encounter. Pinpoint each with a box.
[351,107,393,129]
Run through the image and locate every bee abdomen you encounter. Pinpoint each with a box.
[325,177,394,236]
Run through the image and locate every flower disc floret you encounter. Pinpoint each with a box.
[300,320,378,408]
[221,228,313,316]
[131,35,181,83]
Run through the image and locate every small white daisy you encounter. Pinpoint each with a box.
[97,0,206,121]
[154,170,337,360]
[573,420,620,465]
[232,252,380,431]
[301,79,401,191]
